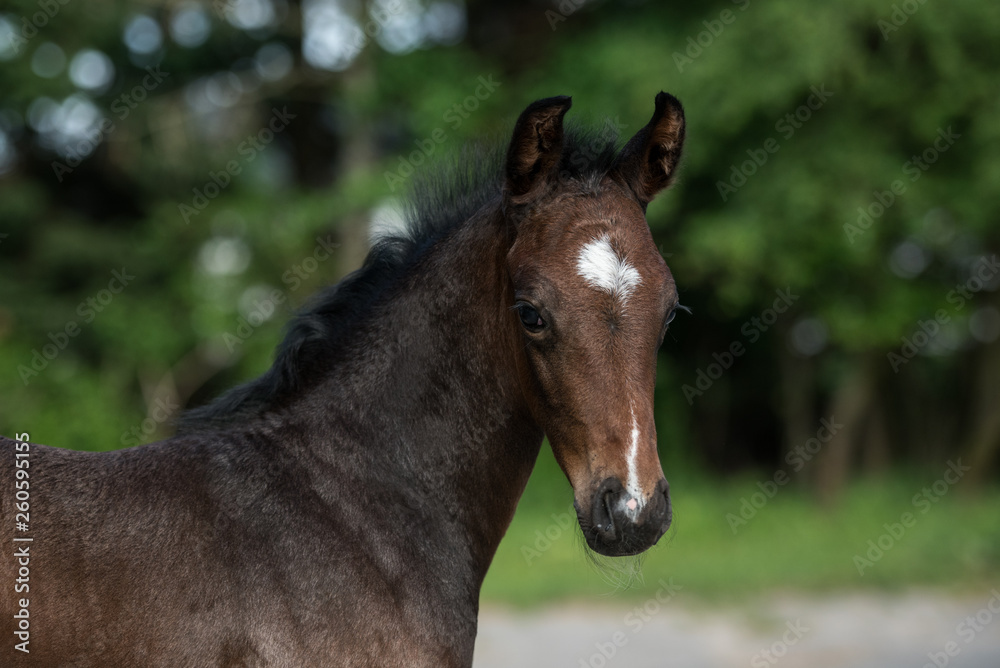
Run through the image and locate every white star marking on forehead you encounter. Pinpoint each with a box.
[575,235,641,305]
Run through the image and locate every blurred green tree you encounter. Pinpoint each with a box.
[0,0,998,496]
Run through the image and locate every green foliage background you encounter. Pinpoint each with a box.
[1,0,998,598]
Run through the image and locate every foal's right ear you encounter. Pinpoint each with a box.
[613,92,686,207]
[504,95,572,205]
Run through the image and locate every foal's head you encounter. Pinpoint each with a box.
[503,93,685,557]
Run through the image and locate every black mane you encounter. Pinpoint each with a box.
[177,122,622,432]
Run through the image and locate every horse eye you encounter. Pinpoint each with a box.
[515,303,545,332]
[660,308,678,346]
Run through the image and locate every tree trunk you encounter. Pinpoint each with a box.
[814,354,878,506]
[779,345,816,478]
[963,330,1000,487]
[861,396,891,475]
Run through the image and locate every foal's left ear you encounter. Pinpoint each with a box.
[613,92,686,207]
[504,95,572,205]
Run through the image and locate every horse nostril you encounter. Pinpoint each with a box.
[602,491,615,531]
[592,488,617,539]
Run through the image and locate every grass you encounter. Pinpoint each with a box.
[480,448,1000,606]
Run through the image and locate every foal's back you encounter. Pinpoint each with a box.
[0,435,466,667]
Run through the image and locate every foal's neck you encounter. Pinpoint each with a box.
[297,209,543,587]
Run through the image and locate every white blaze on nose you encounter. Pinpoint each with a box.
[625,404,644,511]
[576,235,641,306]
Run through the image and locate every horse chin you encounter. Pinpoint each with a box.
[594,539,651,557]
[581,526,666,558]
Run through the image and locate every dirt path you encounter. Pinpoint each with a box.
[474,591,1000,667]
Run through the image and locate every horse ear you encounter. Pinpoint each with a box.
[504,95,572,204]
[613,92,685,207]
